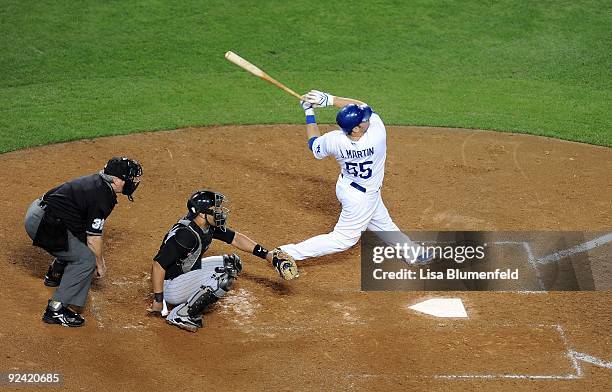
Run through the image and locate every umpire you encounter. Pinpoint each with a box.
[24,157,142,327]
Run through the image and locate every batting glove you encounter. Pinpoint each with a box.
[304,90,334,108]
[300,100,314,111]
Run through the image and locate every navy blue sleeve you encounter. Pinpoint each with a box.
[308,136,318,151]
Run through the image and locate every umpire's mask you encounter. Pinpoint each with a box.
[104,157,143,201]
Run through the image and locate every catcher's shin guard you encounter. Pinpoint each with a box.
[185,286,220,318]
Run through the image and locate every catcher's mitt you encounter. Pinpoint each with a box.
[271,248,299,280]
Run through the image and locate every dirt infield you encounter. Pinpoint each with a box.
[0,125,610,391]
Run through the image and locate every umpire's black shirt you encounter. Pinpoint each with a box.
[43,174,117,243]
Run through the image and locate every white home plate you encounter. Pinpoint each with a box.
[409,298,468,318]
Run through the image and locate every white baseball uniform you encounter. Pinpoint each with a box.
[281,111,415,260]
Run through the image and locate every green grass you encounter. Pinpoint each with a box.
[1,0,611,152]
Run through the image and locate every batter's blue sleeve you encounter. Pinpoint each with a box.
[308,137,318,151]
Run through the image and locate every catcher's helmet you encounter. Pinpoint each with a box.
[336,104,372,134]
[187,190,229,230]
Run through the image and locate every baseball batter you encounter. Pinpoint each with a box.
[280,90,430,262]
[148,190,298,332]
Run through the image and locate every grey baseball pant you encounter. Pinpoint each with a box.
[24,199,96,308]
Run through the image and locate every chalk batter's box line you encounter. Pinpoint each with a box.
[435,324,582,380]
[419,233,612,264]
[415,240,545,289]
[494,234,611,290]
[489,240,546,289]
[419,234,612,290]
[346,324,594,381]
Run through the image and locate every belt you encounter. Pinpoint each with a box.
[350,182,366,193]
[340,173,366,193]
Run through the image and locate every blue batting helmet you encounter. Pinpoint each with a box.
[336,104,373,134]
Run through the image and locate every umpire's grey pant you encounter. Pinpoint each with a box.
[24,199,96,308]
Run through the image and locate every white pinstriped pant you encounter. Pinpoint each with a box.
[163,256,225,305]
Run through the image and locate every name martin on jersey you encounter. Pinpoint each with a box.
[340,147,375,159]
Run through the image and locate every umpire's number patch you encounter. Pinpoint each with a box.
[91,218,105,230]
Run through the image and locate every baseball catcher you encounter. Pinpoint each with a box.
[148,189,298,332]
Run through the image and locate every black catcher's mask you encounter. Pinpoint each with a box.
[103,157,143,201]
[187,189,229,231]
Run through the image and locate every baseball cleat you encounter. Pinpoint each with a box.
[166,315,202,332]
[42,304,85,327]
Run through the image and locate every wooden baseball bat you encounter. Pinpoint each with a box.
[224,51,303,100]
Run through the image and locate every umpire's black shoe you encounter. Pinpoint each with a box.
[43,259,65,287]
[42,303,85,327]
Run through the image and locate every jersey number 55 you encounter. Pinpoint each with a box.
[345,161,373,179]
